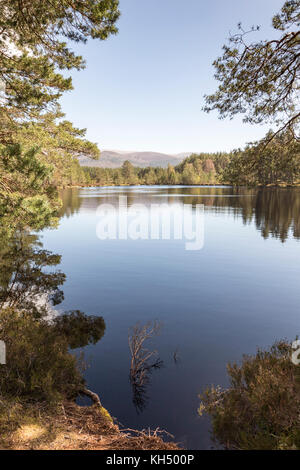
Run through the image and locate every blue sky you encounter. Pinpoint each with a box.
[60,0,284,154]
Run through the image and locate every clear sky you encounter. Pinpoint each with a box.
[60,0,285,154]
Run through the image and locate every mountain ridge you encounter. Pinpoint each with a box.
[79,150,193,169]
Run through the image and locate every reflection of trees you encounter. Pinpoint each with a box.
[58,188,83,218]
[156,187,300,243]
[54,310,105,349]
[0,230,65,318]
[0,228,106,349]
[254,189,300,242]
[130,373,156,414]
[59,186,300,243]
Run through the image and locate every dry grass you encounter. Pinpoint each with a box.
[0,400,179,450]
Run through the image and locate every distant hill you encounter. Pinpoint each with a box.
[79,150,191,169]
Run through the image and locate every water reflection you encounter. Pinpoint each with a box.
[0,229,65,317]
[59,186,300,243]
[0,228,106,349]
[130,363,162,414]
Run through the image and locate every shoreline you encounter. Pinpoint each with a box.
[59,183,300,189]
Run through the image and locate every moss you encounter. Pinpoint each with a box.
[99,406,113,424]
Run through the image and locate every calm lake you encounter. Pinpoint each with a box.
[41,185,300,449]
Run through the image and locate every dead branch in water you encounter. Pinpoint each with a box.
[173,347,180,364]
[128,321,163,412]
[128,320,163,384]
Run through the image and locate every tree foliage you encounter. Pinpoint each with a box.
[0,0,120,198]
[0,144,59,230]
[0,0,119,119]
[199,341,300,450]
[204,0,300,142]
[223,130,300,186]
[0,307,85,402]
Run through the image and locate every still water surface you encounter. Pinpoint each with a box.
[41,186,300,449]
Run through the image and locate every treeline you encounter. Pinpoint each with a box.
[68,131,300,188]
[2,129,299,197]
[81,152,228,187]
